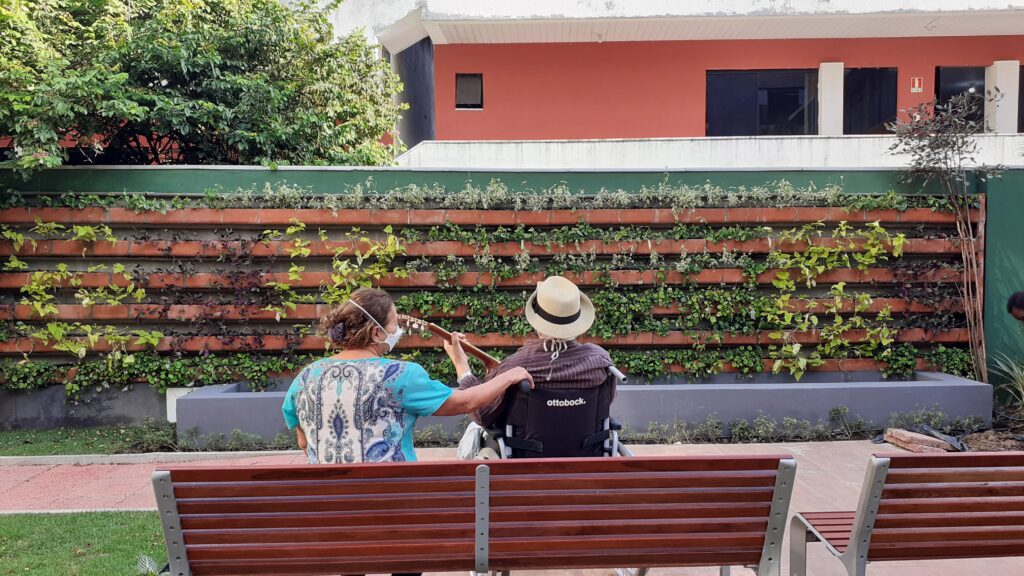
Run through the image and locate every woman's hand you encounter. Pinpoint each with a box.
[443,331,471,376]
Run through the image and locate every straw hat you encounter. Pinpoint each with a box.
[524,276,595,340]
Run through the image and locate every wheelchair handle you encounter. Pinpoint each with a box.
[516,379,532,395]
[608,365,628,385]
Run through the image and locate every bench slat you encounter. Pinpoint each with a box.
[188,548,765,575]
[176,486,775,514]
[490,548,765,570]
[885,468,1024,484]
[868,538,1024,561]
[880,452,1024,469]
[174,469,778,498]
[183,517,770,544]
[185,533,767,561]
[883,482,1024,499]
[875,511,1024,528]
[179,501,774,530]
[872,525,1024,543]
[175,477,473,498]
[187,540,475,560]
[167,455,790,482]
[879,496,1024,514]
[189,553,475,575]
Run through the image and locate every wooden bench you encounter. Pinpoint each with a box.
[153,454,796,576]
[790,451,1024,576]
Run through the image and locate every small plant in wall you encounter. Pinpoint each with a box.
[322,226,407,305]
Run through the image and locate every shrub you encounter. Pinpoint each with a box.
[1,0,405,175]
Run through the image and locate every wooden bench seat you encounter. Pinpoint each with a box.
[154,454,796,576]
[790,452,1024,576]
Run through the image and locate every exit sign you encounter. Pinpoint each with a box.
[910,76,924,93]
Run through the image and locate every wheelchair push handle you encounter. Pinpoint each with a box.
[516,379,532,395]
[608,365,627,385]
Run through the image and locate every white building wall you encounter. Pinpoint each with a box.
[396,135,1024,170]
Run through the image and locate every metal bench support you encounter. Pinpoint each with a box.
[152,470,191,576]
[757,458,797,576]
[789,456,890,576]
[474,464,491,576]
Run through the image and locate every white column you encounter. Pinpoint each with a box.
[985,60,1021,133]
[818,62,845,136]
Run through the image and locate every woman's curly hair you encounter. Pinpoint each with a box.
[320,288,394,349]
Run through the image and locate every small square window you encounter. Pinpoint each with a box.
[456,73,483,109]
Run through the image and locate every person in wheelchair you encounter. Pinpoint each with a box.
[454,276,617,459]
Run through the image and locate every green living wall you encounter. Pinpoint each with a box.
[0,166,1006,395]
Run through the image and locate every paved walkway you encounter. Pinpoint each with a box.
[2,441,1022,575]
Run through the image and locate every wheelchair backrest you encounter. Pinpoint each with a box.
[499,370,617,458]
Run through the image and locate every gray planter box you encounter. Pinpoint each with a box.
[0,384,166,430]
[174,371,992,445]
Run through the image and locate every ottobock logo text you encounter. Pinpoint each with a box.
[546,398,586,407]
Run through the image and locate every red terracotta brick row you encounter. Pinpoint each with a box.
[0,328,969,356]
[4,358,939,387]
[0,237,959,258]
[0,207,971,227]
[0,267,962,290]
[0,298,958,322]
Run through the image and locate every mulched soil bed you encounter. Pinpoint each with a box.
[964,406,1024,451]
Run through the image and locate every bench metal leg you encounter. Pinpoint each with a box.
[789,516,811,576]
[720,567,732,576]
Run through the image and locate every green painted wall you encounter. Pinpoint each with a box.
[0,166,949,195]
[985,170,1024,379]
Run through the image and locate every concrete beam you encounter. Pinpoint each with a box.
[818,62,845,136]
[396,134,1024,169]
[985,60,1021,133]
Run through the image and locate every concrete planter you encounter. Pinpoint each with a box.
[0,384,165,430]
[174,371,992,446]
[165,387,195,423]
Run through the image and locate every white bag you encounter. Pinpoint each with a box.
[457,422,484,460]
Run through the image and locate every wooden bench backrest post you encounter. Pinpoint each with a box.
[858,452,1024,564]
[154,455,796,576]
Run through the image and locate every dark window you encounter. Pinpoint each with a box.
[935,66,984,123]
[455,73,483,109]
[706,70,818,136]
[843,68,897,134]
[1018,65,1023,133]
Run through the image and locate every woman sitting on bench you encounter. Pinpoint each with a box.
[281,288,533,464]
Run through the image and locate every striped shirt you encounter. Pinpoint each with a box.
[458,339,613,427]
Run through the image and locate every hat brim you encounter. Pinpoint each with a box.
[524,290,595,340]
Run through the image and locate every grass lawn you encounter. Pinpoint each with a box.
[0,511,166,576]
[0,422,301,457]
[0,426,141,456]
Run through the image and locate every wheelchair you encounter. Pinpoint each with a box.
[475,365,645,576]
[481,365,634,459]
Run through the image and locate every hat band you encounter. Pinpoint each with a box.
[531,297,581,325]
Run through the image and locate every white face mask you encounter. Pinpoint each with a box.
[348,300,404,353]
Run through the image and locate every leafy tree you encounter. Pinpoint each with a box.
[889,92,1002,382]
[0,0,405,174]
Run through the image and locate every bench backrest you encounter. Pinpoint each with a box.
[154,455,795,576]
[857,452,1024,562]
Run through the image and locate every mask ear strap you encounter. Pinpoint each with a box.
[347,300,385,331]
